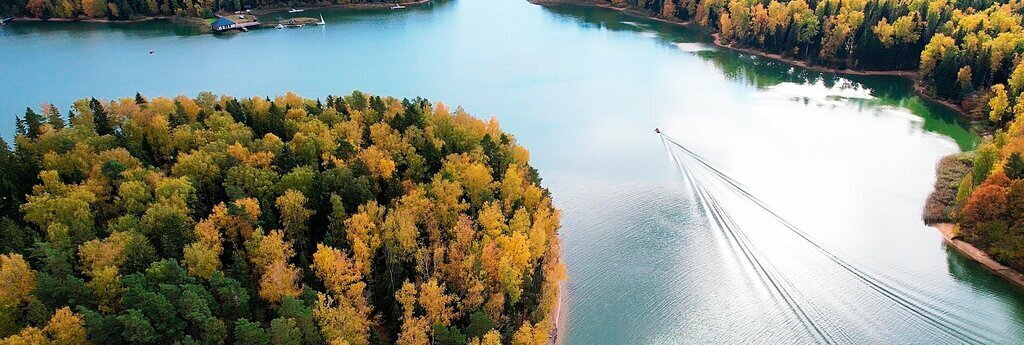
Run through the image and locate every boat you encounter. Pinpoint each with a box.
[390,4,405,9]
[288,8,304,13]
[0,17,13,25]
[316,13,325,25]
[275,24,284,29]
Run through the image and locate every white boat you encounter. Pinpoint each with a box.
[275,24,284,29]
[316,13,325,25]
[390,4,405,9]
[288,8,304,13]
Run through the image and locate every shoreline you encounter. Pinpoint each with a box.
[8,0,431,28]
[931,223,1024,290]
[248,0,431,16]
[549,281,564,345]
[11,15,172,24]
[710,34,971,120]
[528,0,687,25]
[527,0,972,121]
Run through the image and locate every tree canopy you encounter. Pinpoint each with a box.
[0,91,565,344]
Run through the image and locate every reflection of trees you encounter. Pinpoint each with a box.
[541,5,708,46]
[945,247,1024,324]
[3,18,212,37]
[540,4,978,149]
[696,51,797,89]
[694,50,863,91]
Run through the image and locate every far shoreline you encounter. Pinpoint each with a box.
[527,0,973,121]
[249,0,431,16]
[7,0,431,31]
[931,223,1024,291]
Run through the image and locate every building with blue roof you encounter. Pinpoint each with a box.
[211,17,237,31]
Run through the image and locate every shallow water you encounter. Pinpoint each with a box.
[2,0,1021,343]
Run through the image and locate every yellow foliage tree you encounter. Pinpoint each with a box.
[258,260,302,304]
[89,266,124,313]
[2,307,89,345]
[991,84,1011,122]
[0,253,36,308]
[418,278,454,326]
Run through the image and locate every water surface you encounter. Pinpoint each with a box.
[1,0,1020,343]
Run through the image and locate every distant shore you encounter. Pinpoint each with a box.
[11,15,173,24]
[931,223,1024,290]
[527,0,972,121]
[249,0,431,16]
[528,0,686,25]
[7,0,430,28]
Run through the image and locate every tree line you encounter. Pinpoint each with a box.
[0,91,565,344]
[1,0,392,21]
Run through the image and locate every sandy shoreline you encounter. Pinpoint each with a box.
[527,0,972,120]
[931,223,1024,290]
[549,281,565,345]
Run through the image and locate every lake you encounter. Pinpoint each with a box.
[1,0,1022,343]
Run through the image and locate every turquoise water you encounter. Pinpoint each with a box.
[2,0,1021,343]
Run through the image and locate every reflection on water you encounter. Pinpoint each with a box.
[0,0,1018,343]
[543,4,976,150]
[0,18,209,37]
[946,244,1024,315]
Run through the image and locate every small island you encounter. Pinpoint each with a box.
[0,91,564,344]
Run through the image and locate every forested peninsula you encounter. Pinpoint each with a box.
[0,91,565,344]
[924,116,1024,288]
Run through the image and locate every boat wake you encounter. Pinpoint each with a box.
[660,132,1004,344]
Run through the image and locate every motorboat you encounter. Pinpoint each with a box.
[288,8,304,13]
[391,4,405,9]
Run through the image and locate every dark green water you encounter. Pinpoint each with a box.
[2,0,1021,343]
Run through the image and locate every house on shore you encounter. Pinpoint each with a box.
[212,17,237,31]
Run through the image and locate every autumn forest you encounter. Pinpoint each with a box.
[0,0,394,21]
[0,91,565,345]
